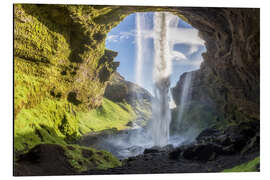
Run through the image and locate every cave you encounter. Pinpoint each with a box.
[14,4,260,175]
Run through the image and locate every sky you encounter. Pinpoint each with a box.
[105,12,206,106]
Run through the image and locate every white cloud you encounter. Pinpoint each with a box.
[188,45,200,55]
[171,50,187,61]
[173,55,203,67]
[107,27,204,47]
[168,27,205,46]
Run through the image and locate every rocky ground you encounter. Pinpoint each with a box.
[81,121,259,175]
[82,149,259,175]
[15,120,259,176]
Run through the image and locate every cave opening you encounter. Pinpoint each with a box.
[102,11,207,158]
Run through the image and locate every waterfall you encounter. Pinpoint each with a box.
[150,12,172,147]
[135,12,191,147]
[176,72,193,129]
[135,13,144,87]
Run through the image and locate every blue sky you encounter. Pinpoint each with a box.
[105,12,205,104]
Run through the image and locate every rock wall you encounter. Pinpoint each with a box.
[14,4,135,152]
[14,4,130,114]
[171,8,260,128]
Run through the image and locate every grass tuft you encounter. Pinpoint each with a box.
[223,157,260,172]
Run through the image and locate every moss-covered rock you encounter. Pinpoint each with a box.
[14,4,130,154]
[14,4,124,112]
[14,143,121,176]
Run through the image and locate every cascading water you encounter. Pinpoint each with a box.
[132,13,151,129]
[176,72,193,130]
[135,12,185,147]
[169,72,196,147]
[135,13,144,87]
[150,12,172,147]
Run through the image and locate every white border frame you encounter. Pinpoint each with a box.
[2,0,269,180]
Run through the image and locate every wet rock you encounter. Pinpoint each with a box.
[144,144,174,155]
[215,134,231,146]
[169,147,183,160]
[195,122,260,156]
[162,144,174,152]
[196,128,220,142]
[241,133,260,155]
[144,147,160,154]
[170,122,260,162]
[181,143,223,161]
[127,146,144,154]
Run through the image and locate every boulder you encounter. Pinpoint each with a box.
[182,143,223,161]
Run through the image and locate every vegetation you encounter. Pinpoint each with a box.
[14,97,135,153]
[63,144,121,172]
[223,157,260,172]
[78,98,135,134]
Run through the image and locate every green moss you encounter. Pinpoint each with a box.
[14,4,71,64]
[63,144,121,172]
[14,4,125,111]
[78,98,136,134]
[14,97,136,153]
[14,4,133,154]
[223,157,260,172]
[14,98,79,153]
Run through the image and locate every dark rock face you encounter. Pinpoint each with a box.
[181,143,223,161]
[169,121,260,162]
[171,8,260,127]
